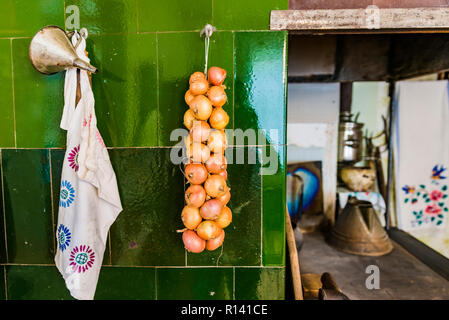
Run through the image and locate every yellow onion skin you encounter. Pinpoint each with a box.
[190,71,206,84]
[207,86,227,107]
[189,95,213,120]
[190,120,210,143]
[206,229,225,251]
[185,163,208,185]
[215,206,232,229]
[183,109,196,130]
[209,107,229,130]
[205,153,227,174]
[207,130,227,153]
[181,206,202,230]
[190,78,209,96]
[185,184,206,207]
[215,190,231,206]
[196,220,222,240]
[183,230,206,253]
[204,174,228,198]
[208,67,227,86]
[186,143,211,163]
[217,169,228,180]
[185,90,195,106]
[200,199,223,220]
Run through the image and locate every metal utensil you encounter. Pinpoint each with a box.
[29,26,97,75]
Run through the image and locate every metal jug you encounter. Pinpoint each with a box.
[29,26,97,75]
[327,197,393,256]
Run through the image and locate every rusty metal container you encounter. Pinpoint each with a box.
[327,197,393,256]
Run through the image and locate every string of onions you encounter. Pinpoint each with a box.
[179,67,232,254]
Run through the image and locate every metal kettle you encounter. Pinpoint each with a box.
[29,26,97,75]
[338,112,364,164]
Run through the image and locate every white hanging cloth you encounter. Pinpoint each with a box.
[393,81,449,258]
[55,31,122,300]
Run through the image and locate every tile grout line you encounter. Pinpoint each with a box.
[10,39,16,148]
[232,266,235,300]
[135,0,139,34]
[154,267,158,300]
[48,151,56,255]
[108,230,112,265]
[232,31,235,140]
[3,265,6,300]
[0,262,284,268]
[211,0,214,25]
[260,155,263,267]
[156,32,160,146]
[0,150,9,263]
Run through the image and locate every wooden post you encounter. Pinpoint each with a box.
[286,207,304,300]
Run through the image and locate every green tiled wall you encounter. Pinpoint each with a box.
[0,0,287,300]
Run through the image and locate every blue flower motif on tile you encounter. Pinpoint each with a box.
[57,224,71,251]
[59,180,75,208]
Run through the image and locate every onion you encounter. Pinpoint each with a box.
[208,67,226,86]
[207,86,227,107]
[189,71,206,84]
[190,120,210,143]
[183,109,196,130]
[185,163,208,185]
[181,206,202,229]
[196,220,222,240]
[185,90,195,106]
[205,153,227,174]
[200,199,223,220]
[209,107,229,130]
[207,130,227,153]
[206,229,225,251]
[189,95,212,120]
[185,184,206,207]
[183,230,205,253]
[186,143,210,163]
[204,174,228,197]
[217,169,228,180]
[190,78,209,95]
[215,206,232,229]
[216,190,231,206]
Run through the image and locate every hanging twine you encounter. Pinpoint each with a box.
[200,24,216,75]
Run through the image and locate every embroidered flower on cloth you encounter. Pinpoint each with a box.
[69,245,95,273]
[57,224,71,251]
[68,145,80,172]
[430,190,444,201]
[425,204,442,215]
[402,185,415,194]
[60,180,75,208]
[432,165,447,180]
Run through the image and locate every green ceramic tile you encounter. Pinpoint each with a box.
[0,0,64,37]
[0,153,6,264]
[188,147,261,266]
[157,32,202,146]
[158,31,233,146]
[234,31,287,146]
[6,265,73,300]
[109,148,186,266]
[137,0,212,32]
[66,0,137,35]
[2,149,54,264]
[235,267,285,300]
[95,266,155,300]
[12,38,65,148]
[0,40,14,148]
[0,266,5,300]
[50,149,111,265]
[157,267,233,300]
[261,144,285,266]
[214,0,287,31]
[87,34,158,147]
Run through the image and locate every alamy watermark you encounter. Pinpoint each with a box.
[365,265,380,290]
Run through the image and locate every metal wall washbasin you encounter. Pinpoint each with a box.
[29,25,98,75]
[327,197,393,256]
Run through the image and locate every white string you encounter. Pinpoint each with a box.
[200,24,216,75]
